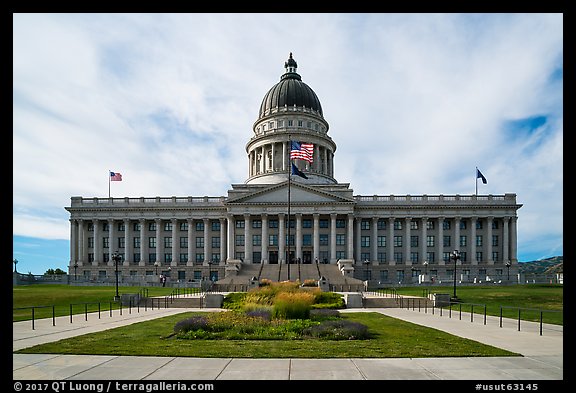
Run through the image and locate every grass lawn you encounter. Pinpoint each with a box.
[13,285,176,322]
[15,311,519,359]
[389,284,563,325]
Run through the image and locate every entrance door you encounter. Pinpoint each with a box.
[303,251,312,264]
[269,251,278,264]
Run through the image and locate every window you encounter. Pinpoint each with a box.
[212,237,220,248]
[394,252,403,264]
[426,252,435,263]
[476,235,483,247]
[134,253,140,263]
[379,270,389,282]
[443,220,451,230]
[288,120,293,126]
[164,237,172,248]
[410,220,419,230]
[118,222,125,232]
[118,237,125,249]
[103,237,109,248]
[426,235,435,247]
[252,235,261,246]
[460,236,467,247]
[164,253,172,263]
[149,253,156,263]
[336,219,346,228]
[360,252,370,262]
[319,234,328,245]
[149,237,156,248]
[426,220,435,230]
[252,252,261,263]
[180,222,188,231]
[377,236,386,247]
[377,219,386,230]
[235,235,244,246]
[378,252,386,262]
[196,254,204,263]
[133,237,140,248]
[476,252,483,262]
[302,219,312,228]
[103,223,109,232]
[460,220,467,230]
[269,219,278,228]
[212,221,220,231]
[88,237,94,248]
[394,221,402,230]
[195,222,204,231]
[492,235,499,247]
[361,236,370,247]
[164,222,172,231]
[179,254,187,263]
[236,220,245,228]
[87,223,94,232]
[269,235,278,246]
[298,120,303,127]
[336,251,346,259]
[319,219,329,228]
[149,222,156,231]
[411,252,419,263]
[492,220,499,229]
[302,234,312,246]
[307,121,312,128]
[361,220,370,230]
[394,236,402,247]
[278,120,284,127]
[476,220,483,230]
[411,236,419,247]
[492,251,499,262]
[336,234,346,245]
[252,220,262,229]
[443,236,451,247]
[133,222,141,231]
[196,237,204,248]
[103,253,109,263]
[180,237,188,248]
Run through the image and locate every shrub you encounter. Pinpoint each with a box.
[174,316,209,333]
[303,320,370,340]
[310,308,341,321]
[302,279,318,287]
[273,291,315,320]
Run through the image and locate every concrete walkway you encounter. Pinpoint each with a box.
[13,302,563,381]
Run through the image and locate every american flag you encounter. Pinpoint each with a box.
[290,141,314,163]
[110,171,122,181]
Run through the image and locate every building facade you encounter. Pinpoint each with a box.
[66,54,522,286]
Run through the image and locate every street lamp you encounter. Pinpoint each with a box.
[112,251,122,302]
[13,258,18,273]
[73,262,78,281]
[450,250,460,300]
[505,260,511,281]
[363,259,370,281]
[154,261,159,275]
[423,260,429,275]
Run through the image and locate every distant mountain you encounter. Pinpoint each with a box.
[518,256,563,274]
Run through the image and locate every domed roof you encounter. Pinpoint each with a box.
[258,53,323,119]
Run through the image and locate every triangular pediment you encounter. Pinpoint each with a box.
[226,181,355,205]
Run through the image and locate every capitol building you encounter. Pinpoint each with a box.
[66,53,522,288]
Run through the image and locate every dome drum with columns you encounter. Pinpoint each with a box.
[246,53,337,185]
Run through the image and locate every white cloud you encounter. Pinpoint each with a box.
[13,13,563,271]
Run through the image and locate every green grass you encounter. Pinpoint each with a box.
[15,311,519,358]
[388,284,563,325]
[12,285,176,322]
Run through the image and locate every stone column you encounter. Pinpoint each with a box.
[187,219,194,266]
[279,214,285,264]
[486,216,494,265]
[70,219,77,266]
[155,219,163,266]
[421,217,428,264]
[313,214,320,262]
[227,215,235,262]
[347,214,354,260]
[244,214,252,263]
[437,217,444,265]
[355,218,362,264]
[405,218,411,265]
[93,219,100,265]
[388,217,395,265]
[296,214,302,261]
[77,219,84,265]
[124,219,131,266]
[454,217,461,255]
[372,217,378,265]
[219,217,226,264]
[330,213,337,264]
[171,219,178,267]
[502,217,510,263]
[261,214,268,264]
[139,219,147,266]
[203,218,210,265]
[470,217,477,265]
[510,216,518,263]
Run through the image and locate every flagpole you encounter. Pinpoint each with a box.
[109,170,111,198]
[475,167,478,196]
[287,135,291,281]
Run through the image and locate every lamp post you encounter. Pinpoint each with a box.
[450,250,460,300]
[112,251,121,302]
[363,259,370,281]
[154,261,159,275]
[505,260,511,281]
[73,262,78,281]
[13,258,18,273]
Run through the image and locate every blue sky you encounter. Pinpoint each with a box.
[13,13,563,275]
